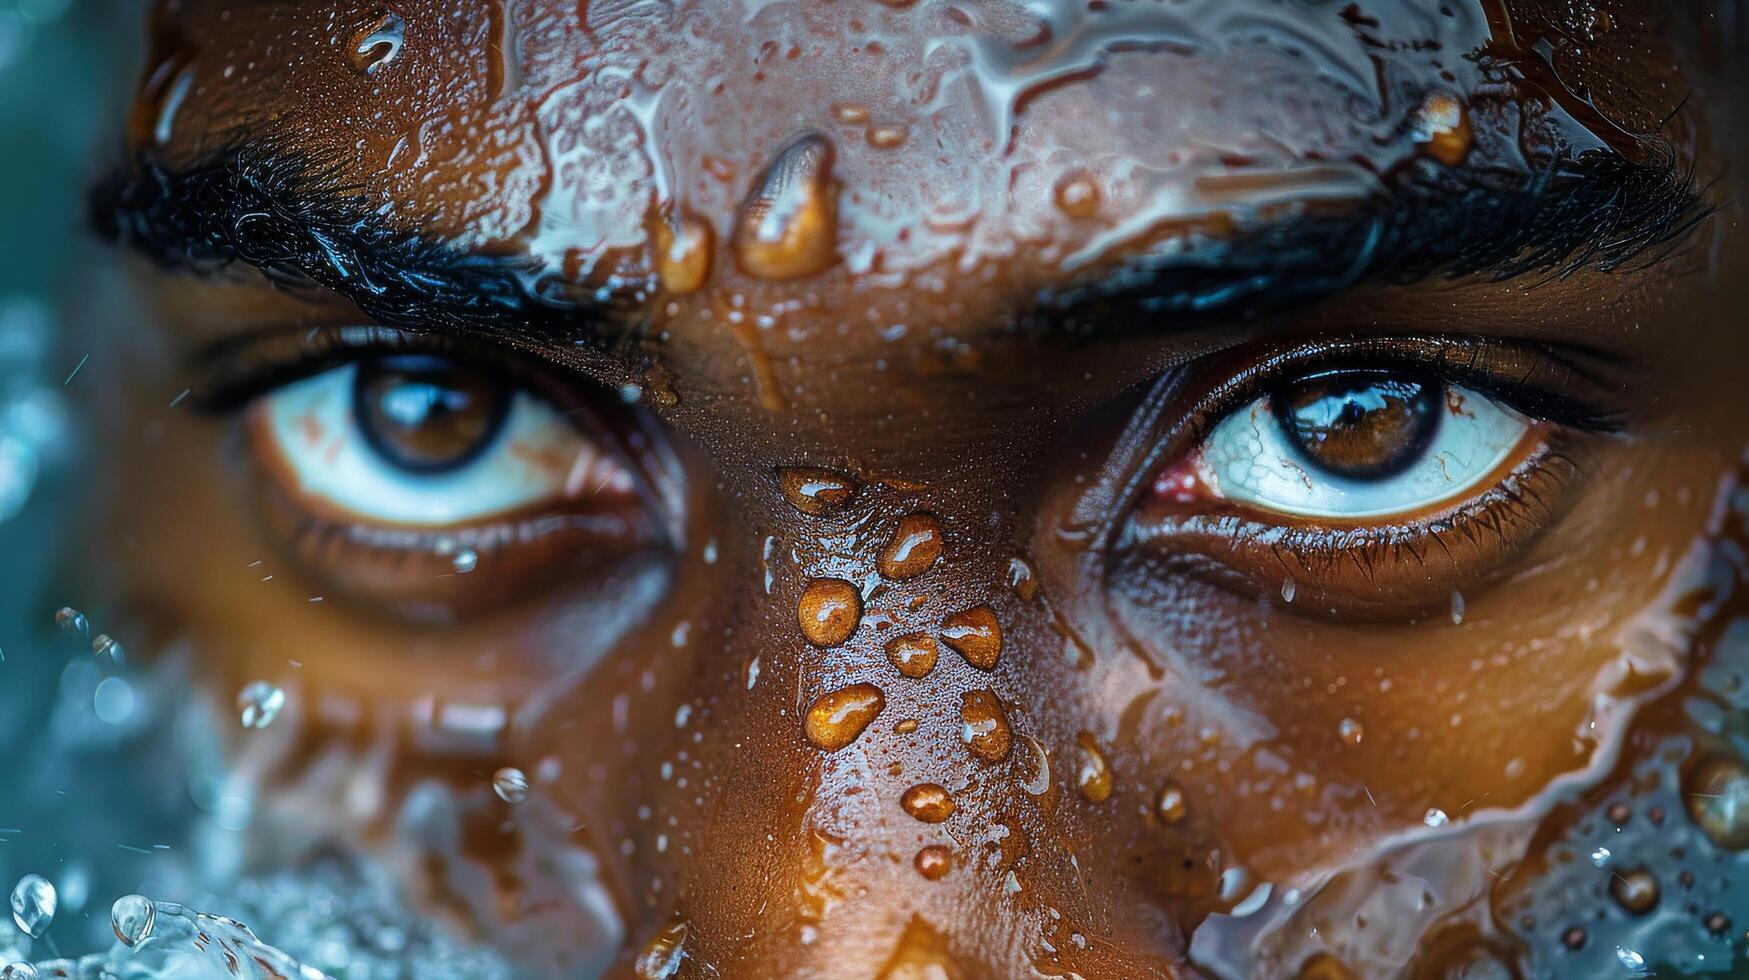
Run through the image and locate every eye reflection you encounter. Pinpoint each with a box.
[353,355,510,475]
[1192,370,1534,521]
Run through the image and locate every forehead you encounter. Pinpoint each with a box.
[138,0,1671,295]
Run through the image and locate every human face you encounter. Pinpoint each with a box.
[84,0,1749,975]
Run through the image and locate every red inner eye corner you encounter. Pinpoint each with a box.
[1147,452,1220,511]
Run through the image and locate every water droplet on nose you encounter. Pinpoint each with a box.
[1424,807,1451,828]
[866,124,909,150]
[941,606,1002,670]
[1338,718,1364,746]
[1685,755,1749,848]
[110,894,155,947]
[798,578,862,647]
[913,845,952,881]
[878,514,944,580]
[777,467,858,516]
[1610,868,1659,914]
[900,783,955,823]
[9,874,54,938]
[655,210,715,296]
[733,133,840,281]
[1156,782,1189,825]
[1414,92,1473,167]
[805,684,886,752]
[886,633,939,679]
[959,690,1012,763]
[1074,735,1114,803]
[492,766,529,804]
[635,916,688,979]
[53,606,87,635]
[1052,170,1102,219]
[349,11,406,75]
[236,681,286,729]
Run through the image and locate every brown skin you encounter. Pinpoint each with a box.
[88,0,1748,976]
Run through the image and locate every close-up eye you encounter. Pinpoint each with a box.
[1125,352,1592,619]
[238,346,674,619]
[1193,370,1535,521]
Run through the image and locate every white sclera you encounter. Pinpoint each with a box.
[259,364,631,527]
[1198,383,1530,520]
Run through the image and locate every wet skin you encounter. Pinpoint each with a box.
[85,0,1749,976]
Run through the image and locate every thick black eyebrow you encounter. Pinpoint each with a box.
[1031,146,1711,335]
[88,148,620,341]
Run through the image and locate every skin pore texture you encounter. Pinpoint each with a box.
[82,0,1749,976]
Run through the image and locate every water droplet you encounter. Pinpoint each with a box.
[1423,807,1450,828]
[349,11,406,75]
[1,964,38,979]
[798,578,862,647]
[1450,591,1466,625]
[1280,576,1297,604]
[492,766,529,804]
[1053,170,1102,219]
[776,467,858,515]
[804,684,885,752]
[959,689,1012,763]
[885,633,938,679]
[1685,755,1749,848]
[734,133,840,281]
[9,874,54,938]
[110,894,155,947]
[1610,868,1659,914]
[894,718,919,735]
[1006,557,1037,601]
[236,681,286,729]
[1589,845,1612,868]
[655,209,714,295]
[452,547,478,573]
[635,916,688,979]
[831,102,871,125]
[1413,91,1473,167]
[1614,946,1645,971]
[877,513,944,580]
[900,783,955,823]
[90,632,124,665]
[940,606,1002,670]
[866,124,909,150]
[1338,718,1364,746]
[913,845,952,881]
[53,606,87,635]
[1156,782,1188,825]
[1074,734,1114,803]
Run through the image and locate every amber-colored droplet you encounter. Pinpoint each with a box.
[913,845,953,880]
[1414,91,1473,167]
[894,718,919,734]
[832,102,871,125]
[885,633,939,679]
[900,783,956,823]
[1052,169,1102,219]
[1610,868,1659,915]
[878,513,944,580]
[734,133,840,281]
[655,210,714,295]
[798,578,862,647]
[960,690,1012,763]
[867,124,909,149]
[1074,734,1114,803]
[777,467,858,515]
[635,916,688,979]
[804,683,885,751]
[1686,755,1749,849]
[1296,952,1357,980]
[1156,782,1188,825]
[940,606,1001,670]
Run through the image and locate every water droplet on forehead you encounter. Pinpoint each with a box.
[733,133,841,282]
[349,11,406,76]
[798,578,862,648]
[886,633,939,679]
[900,783,956,823]
[1052,170,1103,219]
[960,690,1013,763]
[941,606,1002,670]
[110,894,156,948]
[9,874,54,939]
[878,514,944,581]
[1074,734,1114,804]
[655,209,715,296]
[236,680,286,730]
[492,766,529,804]
[913,845,952,881]
[804,684,886,752]
[776,467,859,516]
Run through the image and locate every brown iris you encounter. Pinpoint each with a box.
[1270,370,1441,480]
[352,355,510,474]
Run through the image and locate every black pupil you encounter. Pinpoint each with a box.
[1270,370,1442,481]
[353,356,510,474]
